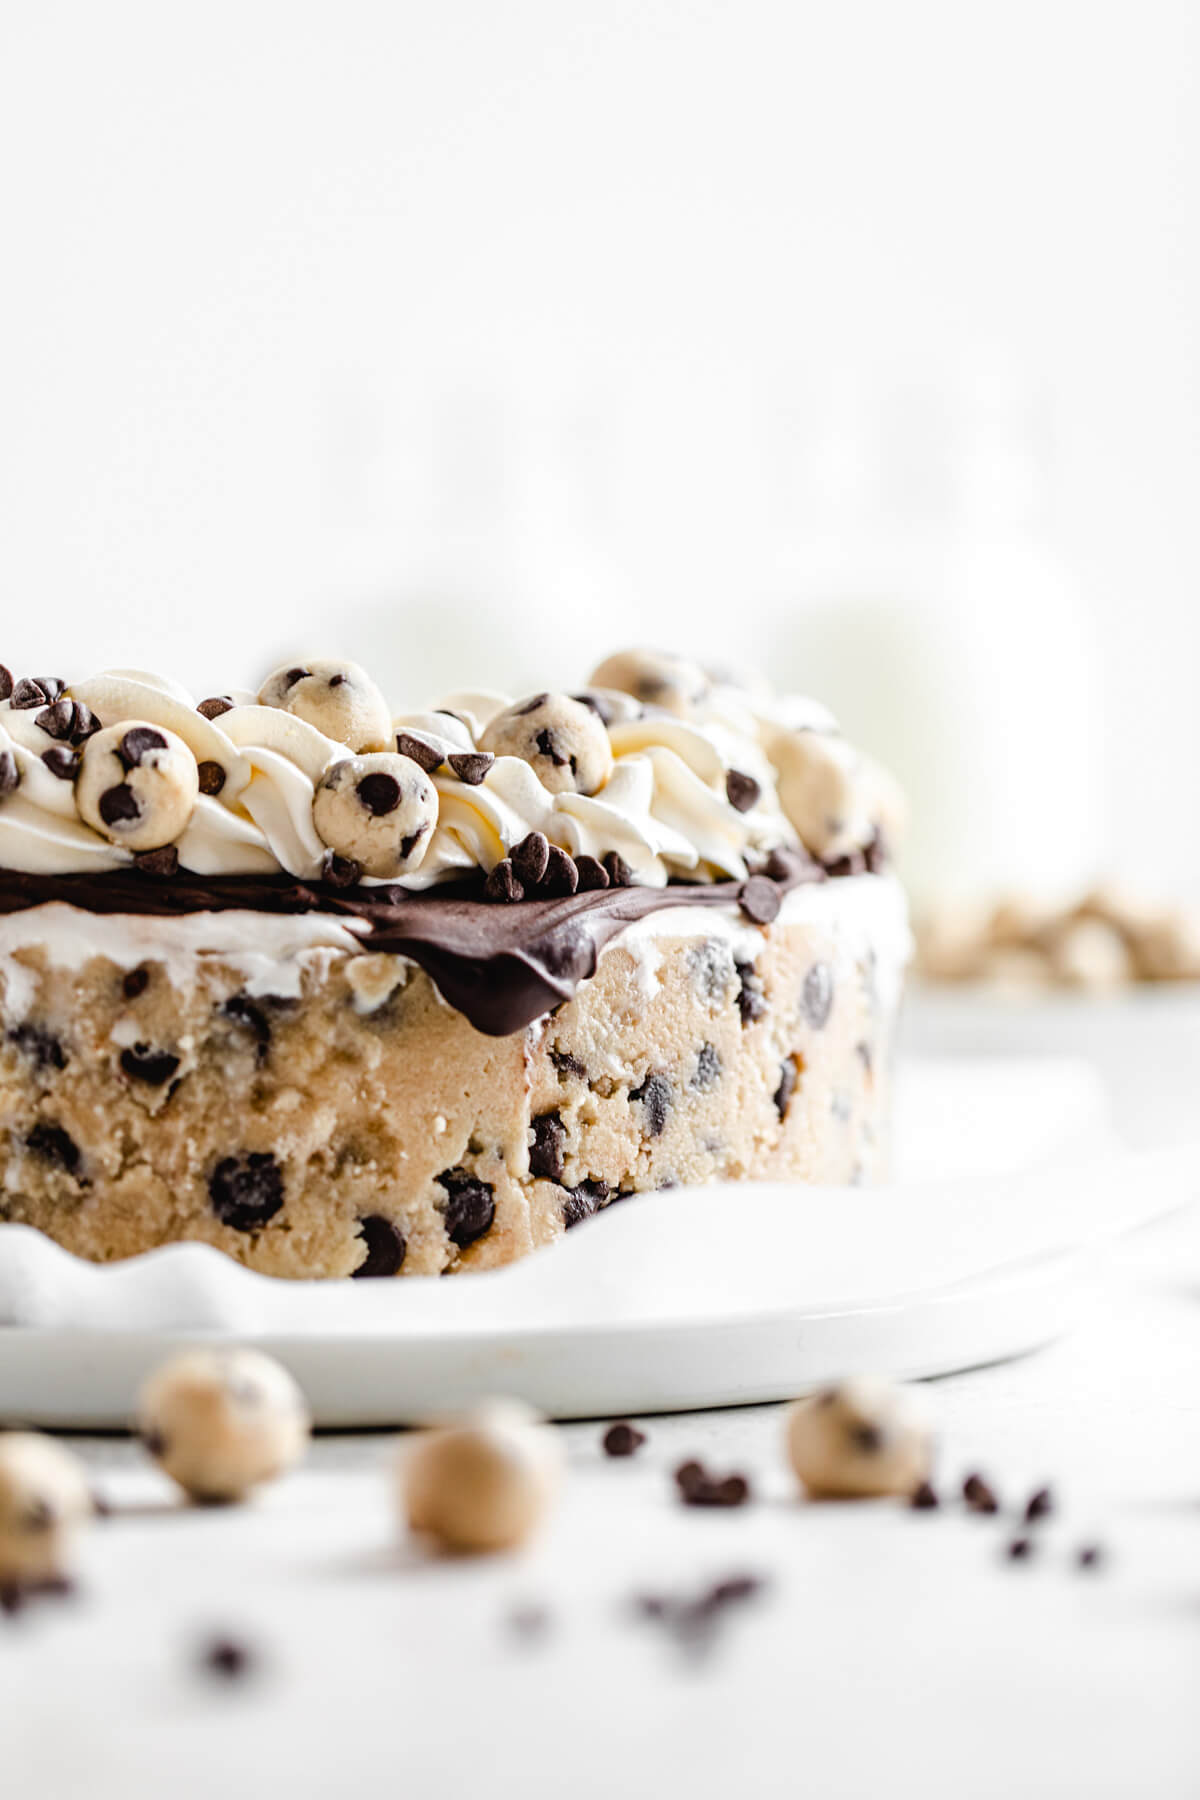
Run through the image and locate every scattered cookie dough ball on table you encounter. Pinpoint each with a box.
[313,751,439,878]
[401,1400,564,1554]
[259,657,392,752]
[588,648,712,718]
[480,693,614,796]
[771,730,876,862]
[785,1378,932,1499]
[0,1432,93,1593]
[76,721,199,851]
[137,1349,311,1504]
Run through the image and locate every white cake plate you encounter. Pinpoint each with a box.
[0,1059,1194,1426]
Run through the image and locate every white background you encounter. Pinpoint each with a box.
[1,1,1198,886]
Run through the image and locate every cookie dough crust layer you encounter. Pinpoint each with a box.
[0,881,905,1278]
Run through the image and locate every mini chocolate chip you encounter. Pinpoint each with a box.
[514,693,550,716]
[122,967,150,1000]
[603,1422,646,1458]
[692,1043,722,1091]
[0,750,19,797]
[572,690,627,725]
[574,854,610,891]
[1006,1536,1035,1562]
[529,1111,566,1182]
[550,1048,588,1080]
[765,846,818,885]
[534,726,569,768]
[99,783,140,825]
[864,829,889,874]
[447,751,493,786]
[202,1637,254,1680]
[197,696,234,719]
[120,1044,181,1086]
[675,1460,751,1508]
[35,699,77,740]
[824,849,868,878]
[10,678,48,709]
[511,832,550,888]
[963,1472,1000,1515]
[738,875,781,924]
[395,731,443,773]
[436,1168,496,1247]
[322,851,362,887]
[541,845,579,896]
[71,703,100,743]
[197,760,226,796]
[328,673,347,688]
[774,1057,799,1120]
[484,859,524,903]
[801,962,833,1029]
[1024,1486,1055,1523]
[911,1481,940,1510]
[284,667,310,688]
[118,727,167,769]
[725,769,760,813]
[222,995,272,1062]
[7,1023,67,1073]
[209,1152,285,1232]
[36,678,65,700]
[352,1214,407,1277]
[1076,1543,1104,1570]
[41,747,78,782]
[0,664,11,700]
[602,850,633,887]
[849,1422,883,1454]
[357,771,401,816]
[25,1121,80,1175]
[735,960,766,1026]
[631,1072,671,1137]
[561,1178,610,1228]
[134,846,179,877]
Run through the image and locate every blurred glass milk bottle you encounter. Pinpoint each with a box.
[768,368,1103,913]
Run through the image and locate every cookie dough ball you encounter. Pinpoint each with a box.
[588,649,711,719]
[480,693,613,796]
[0,1432,92,1590]
[771,730,874,861]
[785,1378,932,1500]
[137,1348,311,1504]
[401,1399,563,1554]
[312,752,438,878]
[259,658,392,752]
[76,721,199,852]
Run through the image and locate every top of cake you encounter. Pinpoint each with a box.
[0,649,902,895]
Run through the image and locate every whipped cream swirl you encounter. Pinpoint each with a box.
[0,656,893,889]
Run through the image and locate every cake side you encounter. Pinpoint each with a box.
[0,876,906,1278]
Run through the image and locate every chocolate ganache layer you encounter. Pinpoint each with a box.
[0,853,869,1036]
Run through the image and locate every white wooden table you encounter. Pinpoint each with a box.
[3,1199,1198,1800]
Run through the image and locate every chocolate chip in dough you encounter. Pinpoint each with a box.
[7,1023,67,1073]
[529,1112,566,1182]
[122,967,150,1000]
[561,1179,610,1228]
[692,1043,722,1091]
[208,1153,285,1232]
[352,1214,407,1278]
[25,1122,80,1175]
[117,727,168,769]
[435,1168,496,1247]
[119,1044,181,1086]
[801,962,833,1029]
[773,1056,800,1121]
[735,959,766,1025]
[630,1072,671,1138]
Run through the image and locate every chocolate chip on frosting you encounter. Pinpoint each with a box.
[0,665,12,701]
[10,677,61,711]
[133,846,180,877]
[447,751,494,786]
[603,850,633,887]
[574,854,610,891]
[196,696,235,720]
[725,769,760,813]
[35,698,98,744]
[312,753,437,879]
[40,747,78,782]
[483,859,524,903]
[541,845,579,897]
[738,875,782,924]
[0,750,17,798]
[197,760,226,796]
[480,694,613,796]
[511,832,550,888]
[321,851,362,887]
[394,731,444,774]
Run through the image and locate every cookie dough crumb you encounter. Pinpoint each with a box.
[400,1399,563,1554]
[785,1377,932,1500]
[137,1349,311,1503]
[0,1432,93,1593]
